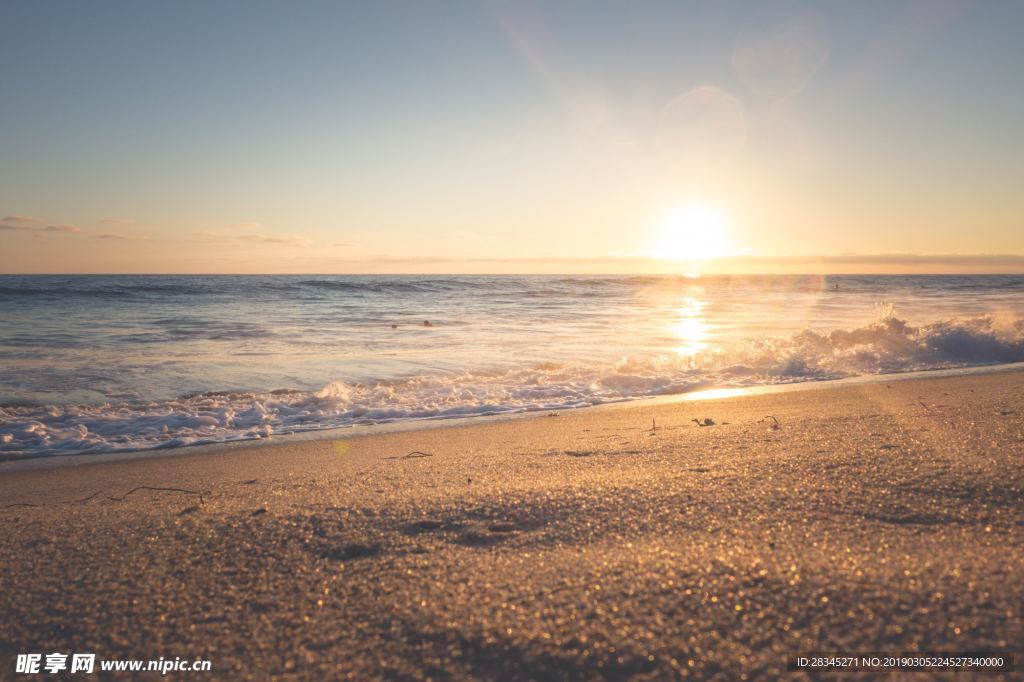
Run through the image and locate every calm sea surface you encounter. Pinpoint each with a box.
[2,274,1023,457]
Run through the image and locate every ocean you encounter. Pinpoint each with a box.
[2,274,1023,458]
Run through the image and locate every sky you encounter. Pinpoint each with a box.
[1,0,1022,274]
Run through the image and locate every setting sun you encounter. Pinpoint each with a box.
[653,204,730,261]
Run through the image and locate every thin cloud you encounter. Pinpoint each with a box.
[100,218,136,227]
[238,234,312,247]
[0,216,81,234]
[470,252,1022,268]
[2,215,44,226]
[721,253,1024,267]
[188,230,312,247]
[290,250,1024,272]
[97,232,128,240]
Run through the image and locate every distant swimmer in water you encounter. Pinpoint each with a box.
[423,320,433,327]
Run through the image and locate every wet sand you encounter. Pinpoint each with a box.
[1,371,1021,679]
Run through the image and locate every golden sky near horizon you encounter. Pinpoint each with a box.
[1,1,1022,274]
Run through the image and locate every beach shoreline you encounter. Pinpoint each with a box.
[1,369,1021,678]
[4,360,1023,473]
[5,274,1024,461]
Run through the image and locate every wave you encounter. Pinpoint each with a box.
[2,312,1022,459]
[711,312,1024,378]
[0,281,222,299]
[3,274,1023,303]
[0,276,496,300]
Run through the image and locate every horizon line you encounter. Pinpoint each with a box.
[3,271,1023,277]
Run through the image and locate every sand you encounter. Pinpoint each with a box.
[0,371,1021,679]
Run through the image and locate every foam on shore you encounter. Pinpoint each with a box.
[3,313,1023,458]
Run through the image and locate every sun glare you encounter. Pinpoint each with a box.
[653,204,730,261]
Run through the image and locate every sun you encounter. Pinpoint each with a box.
[653,203,730,261]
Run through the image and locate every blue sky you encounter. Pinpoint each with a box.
[2,0,1022,273]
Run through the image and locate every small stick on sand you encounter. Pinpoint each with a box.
[107,486,206,505]
[383,451,434,460]
[2,489,105,510]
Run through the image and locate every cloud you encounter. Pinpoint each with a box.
[100,218,136,227]
[2,215,44,226]
[0,216,81,233]
[188,230,312,247]
[719,253,1024,267]
[289,252,1024,274]
[97,232,128,240]
[373,252,1024,267]
[238,234,312,247]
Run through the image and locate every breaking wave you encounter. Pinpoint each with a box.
[3,312,1022,459]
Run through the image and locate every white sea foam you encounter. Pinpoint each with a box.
[2,312,1022,458]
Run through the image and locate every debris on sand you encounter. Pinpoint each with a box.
[759,415,780,430]
[692,418,715,427]
[3,486,208,511]
[383,451,434,461]
[107,486,207,505]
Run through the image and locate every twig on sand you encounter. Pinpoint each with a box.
[692,418,716,427]
[2,487,202,511]
[759,415,781,430]
[650,418,657,436]
[107,486,207,505]
[383,451,434,460]
[3,491,103,509]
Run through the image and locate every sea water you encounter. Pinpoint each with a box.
[1,274,1022,457]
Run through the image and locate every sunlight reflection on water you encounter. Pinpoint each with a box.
[672,295,711,357]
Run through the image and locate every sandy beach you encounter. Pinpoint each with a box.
[1,370,1021,679]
